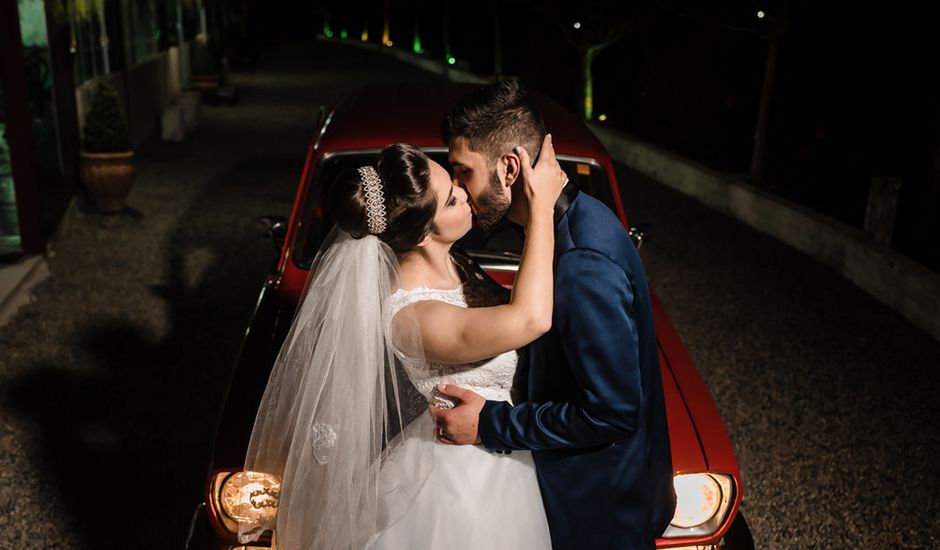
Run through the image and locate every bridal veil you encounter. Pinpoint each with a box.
[239,228,433,549]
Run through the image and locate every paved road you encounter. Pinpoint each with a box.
[1,38,937,549]
[616,165,940,548]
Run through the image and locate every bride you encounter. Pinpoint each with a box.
[239,135,566,549]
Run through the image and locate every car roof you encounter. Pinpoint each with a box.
[317,82,611,161]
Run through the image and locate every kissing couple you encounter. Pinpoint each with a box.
[240,81,676,550]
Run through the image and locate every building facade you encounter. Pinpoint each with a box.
[0,0,230,258]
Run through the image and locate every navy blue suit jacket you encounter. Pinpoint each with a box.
[478,187,676,549]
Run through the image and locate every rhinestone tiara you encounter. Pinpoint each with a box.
[358,166,387,235]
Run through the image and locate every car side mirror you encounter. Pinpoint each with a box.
[628,223,651,251]
[258,215,288,254]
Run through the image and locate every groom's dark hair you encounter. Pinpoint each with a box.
[442,80,546,166]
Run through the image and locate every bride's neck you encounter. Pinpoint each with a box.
[397,242,459,290]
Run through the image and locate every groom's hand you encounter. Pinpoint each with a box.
[428,384,484,445]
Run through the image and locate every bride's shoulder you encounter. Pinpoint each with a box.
[387,285,466,318]
[394,262,462,296]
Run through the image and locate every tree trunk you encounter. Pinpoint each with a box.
[750,36,778,186]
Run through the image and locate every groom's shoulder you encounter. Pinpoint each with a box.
[564,193,631,259]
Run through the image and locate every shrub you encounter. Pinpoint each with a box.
[82,81,130,153]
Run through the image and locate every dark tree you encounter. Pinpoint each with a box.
[650,0,790,186]
[524,0,635,120]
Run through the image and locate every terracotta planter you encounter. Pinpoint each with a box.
[78,150,136,213]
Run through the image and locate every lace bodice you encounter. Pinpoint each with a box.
[387,285,519,406]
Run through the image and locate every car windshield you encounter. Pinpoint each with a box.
[292,149,615,270]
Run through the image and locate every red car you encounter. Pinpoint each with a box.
[185,83,754,550]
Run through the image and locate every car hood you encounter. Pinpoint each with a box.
[651,292,739,477]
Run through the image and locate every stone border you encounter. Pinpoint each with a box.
[0,190,79,330]
[0,254,48,328]
[590,123,940,342]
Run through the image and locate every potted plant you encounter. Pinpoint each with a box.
[78,81,136,213]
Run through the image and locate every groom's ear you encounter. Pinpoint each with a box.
[501,152,521,188]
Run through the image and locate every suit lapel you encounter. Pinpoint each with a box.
[553,180,580,225]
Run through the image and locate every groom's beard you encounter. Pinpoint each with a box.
[474,169,511,229]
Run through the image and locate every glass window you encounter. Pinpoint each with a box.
[566,158,615,213]
[292,152,366,270]
[20,0,64,192]
[0,117,22,255]
[18,0,49,48]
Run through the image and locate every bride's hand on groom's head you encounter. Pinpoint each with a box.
[428,384,485,445]
[516,134,566,215]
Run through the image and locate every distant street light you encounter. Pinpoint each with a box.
[383,0,392,46]
[598,114,608,121]
[443,0,453,70]
[757,10,766,19]
[573,21,581,29]
[413,12,423,54]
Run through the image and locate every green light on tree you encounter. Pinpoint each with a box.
[18,0,50,47]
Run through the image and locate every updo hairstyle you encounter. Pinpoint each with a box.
[328,143,438,253]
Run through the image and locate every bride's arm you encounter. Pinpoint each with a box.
[405,135,565,364]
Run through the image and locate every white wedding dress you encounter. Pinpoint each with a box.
[367,285,552,550]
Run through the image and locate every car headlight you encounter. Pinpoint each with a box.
[209,471,281,535]
[663,473,734,538]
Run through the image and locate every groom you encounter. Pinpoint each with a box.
[430,81,676,549]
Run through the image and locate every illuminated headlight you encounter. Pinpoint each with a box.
[663,473,734,538]
[210,471,281,534]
